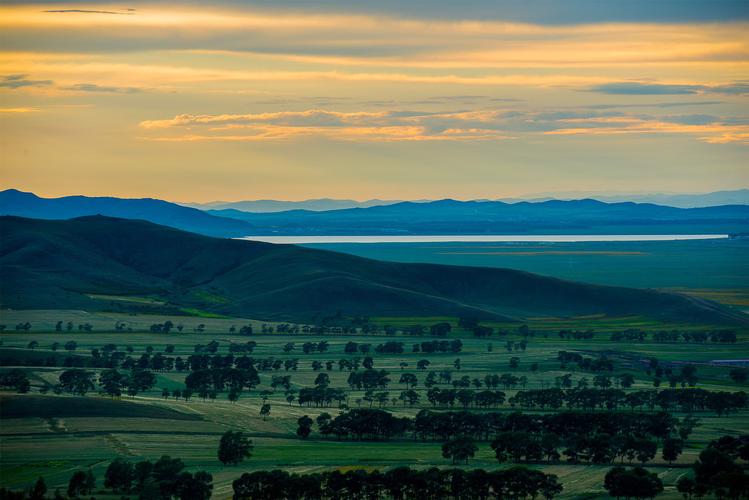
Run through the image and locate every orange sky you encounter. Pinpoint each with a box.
[0,2,747,201]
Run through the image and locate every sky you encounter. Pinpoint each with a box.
[0,1,747,202]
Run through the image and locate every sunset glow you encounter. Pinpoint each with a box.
[1,1,747,201]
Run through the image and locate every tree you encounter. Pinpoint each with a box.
[218,431,253,465]
[509,357,520,370]
[662,438,684,465]
[104,459,135,493]
[67,471,86,498]
[314,373,330,388]
[399,373,417,388]
[126,369,157,396]
[694,446,742,493]
[29,477,47,500]
[228,386,242,403]
[99,369,126,397]
[260,403,271,420]
[67,469,94,498]
[83,469,95,494]
[441,437,478,464]
[174,471,213,500]
[729,367,748,384]
[0,369,30,393]
[58,369,95,395]
[297,415,314,439]
[134,460,154,491]
[676,476,696,499]
[399,390,420,406]
[430,322,452,336]
[618,373,635,388]
[604,467,663,499]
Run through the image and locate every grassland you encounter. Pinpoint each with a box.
[1,310,747,499]
[306,239,749,314]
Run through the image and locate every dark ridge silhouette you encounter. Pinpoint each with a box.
[1,216,746,325]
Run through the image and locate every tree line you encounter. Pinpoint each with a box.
[298,408,685,446]
[507,387,747,415]
[0,456,212,500]
[675,435,749,500]
[232,466,562,500]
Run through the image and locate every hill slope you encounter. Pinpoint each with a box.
[0,189,255,237]
[208,198,749,235]
[1,216,745,325]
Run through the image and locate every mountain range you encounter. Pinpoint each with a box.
[209,199,749,236]
[2,189,748,237]
[1,215,745,325]
[185,198,412,212]
[519,189,749,208]
[0,189,255,237]
[183,189,749,212]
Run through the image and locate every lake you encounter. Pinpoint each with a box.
[240,234,729,244]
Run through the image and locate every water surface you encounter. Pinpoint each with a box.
[241,234,729,244]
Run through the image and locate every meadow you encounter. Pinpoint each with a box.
[1,310,747,498]
[304,239,749,310]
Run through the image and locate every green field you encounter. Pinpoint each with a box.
[1,310,748,498]
[305,239,749,312]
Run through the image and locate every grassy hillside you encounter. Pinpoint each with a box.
[2,216,747,326]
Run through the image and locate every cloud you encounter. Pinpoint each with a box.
[43,9,135,16]
[0,74,53,89]
[584,101,723,109]
[138,109,517,142]
[544,117,749,144]
[0,107,39,113]
[589,81,749,95]
[142,126,513,143]
[138,107,749,145]
[62,83,142,93]
[2,4,747,73]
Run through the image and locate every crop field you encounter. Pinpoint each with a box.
[1,310,748,498]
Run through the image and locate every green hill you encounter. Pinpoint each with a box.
[1,216,746,325]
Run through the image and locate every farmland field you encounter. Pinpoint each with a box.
[1,310,747,498]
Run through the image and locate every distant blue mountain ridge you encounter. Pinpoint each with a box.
[206,198,749,236]
[1,188,748,237]
[0,189,255,237]
[186,189,749,212]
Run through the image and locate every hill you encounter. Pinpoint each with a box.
[183,189,749,212]
[185,198,407,212]
[582,189,749,208]
[5,190,748,236]
[1,216,745,325]
[208,198,749,235]
[0,189,255,237]
[498,189,749,208]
